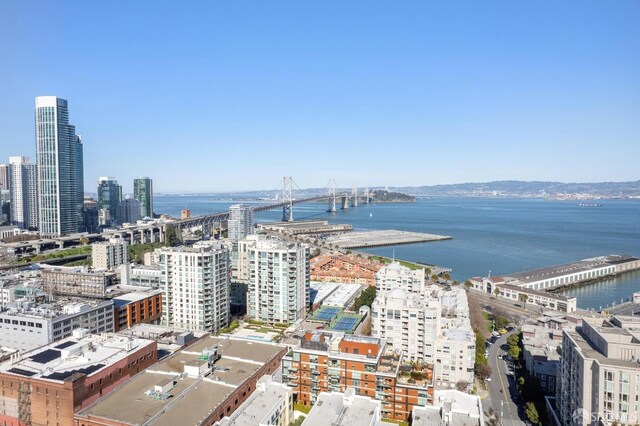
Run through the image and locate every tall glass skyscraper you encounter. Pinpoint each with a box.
[97,177,122,224]
[35,96,84,236]
[133,177,153,218]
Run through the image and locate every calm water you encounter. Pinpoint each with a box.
[154,196,640,310]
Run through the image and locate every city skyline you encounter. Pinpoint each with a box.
[1,2,639,193]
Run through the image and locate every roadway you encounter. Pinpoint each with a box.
[484,330,524,425]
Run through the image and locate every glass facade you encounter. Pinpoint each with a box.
[134,177,153,218]
[35,97,84,236]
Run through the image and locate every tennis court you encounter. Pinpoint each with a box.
[311,306,341,323]
[329,314,362,334]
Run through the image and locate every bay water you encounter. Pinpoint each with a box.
[154,196,640,310]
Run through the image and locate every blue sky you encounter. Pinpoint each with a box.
[1,1,638,193]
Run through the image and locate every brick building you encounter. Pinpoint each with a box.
[0,330,157,426]
[282,331,433,422]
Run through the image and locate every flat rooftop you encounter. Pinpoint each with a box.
[0,333,154,382]
[77,336,285,426]
[303,390,383,426]
[113,290,162,307]
[217,376,291,425]
[325,230,451,249]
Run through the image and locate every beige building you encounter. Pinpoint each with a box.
[555,315,640,425]
[92,237,129,270]
[375,262,425,294]
[216,375,293,426]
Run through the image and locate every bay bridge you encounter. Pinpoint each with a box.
[2,177,374,255]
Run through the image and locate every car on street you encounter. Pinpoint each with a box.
[498,355,503,360]
[485,377,492,382]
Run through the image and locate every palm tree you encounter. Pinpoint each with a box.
[519,293,529,309]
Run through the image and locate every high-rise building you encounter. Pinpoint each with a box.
[35,96,84,236]
[244,235,310,324]
[556,315,640,425]
[0,189,10,224]
[0,164,9,190]
[116,197,142,225]
[157,242,230,332]
[133,177,153,218]
[376,262,426,294]
[8,156,38,229]
[83,197,99,233]
[228,204,254,241]
[92,237,129,270]
[97,177,122,223]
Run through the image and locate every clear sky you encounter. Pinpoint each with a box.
[1,1,638,193]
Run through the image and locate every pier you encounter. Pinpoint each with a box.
[325,230,451,249]
[257,220,352,235]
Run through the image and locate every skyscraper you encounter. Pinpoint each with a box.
[97,177,122,224]
[0,164,9,191]
[133,177,153,218]
[228,204,254,241]
[244,235,310,324]
[116,197,142,225]
[8,156,38,229]
[35,96,84,236]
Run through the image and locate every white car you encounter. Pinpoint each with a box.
[485,377,492,382]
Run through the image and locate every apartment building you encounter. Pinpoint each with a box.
[92,237,129,270]
[375,262,425,294]
[112,290,162,332]
[556,315,640,425]
[157,242,230,333]
[281,331,434,422]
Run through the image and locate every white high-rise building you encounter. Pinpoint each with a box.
[375,262,426,294]
[372,287,440,363]
[35,96,84,236]
[372,263,475,390]
[8,156,38,229]
[244,235,309,324]
[158,242,230,333]
[92,238,129,270]
[228,204,254,241]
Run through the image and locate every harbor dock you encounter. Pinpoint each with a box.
[325,230,451,249]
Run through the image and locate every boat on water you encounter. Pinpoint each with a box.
[579,203,603,207]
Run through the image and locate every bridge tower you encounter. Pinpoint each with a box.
[364,187,370,204]
[327,179,337,213]
[341,193,350,210]
[282,176,294,222]
[352,184,358,207]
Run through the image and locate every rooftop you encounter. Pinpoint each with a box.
[303,388,384,426]
[0,297,113,320]
[0,332,155,382]
[77,335,286,426]
[113,290,162,307]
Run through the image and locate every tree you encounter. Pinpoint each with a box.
[464,280,473,290]
[519,293,529,308]
[495,316,510,330]
[354,286,376,310]
[79,237,90,246]
[525,402,540,425]
[442,272,451,281]
[474,361,492,380]
[508,345,521,360]
[456,380,469,391]
[431,274,439,281]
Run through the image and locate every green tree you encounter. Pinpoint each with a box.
[164,225,178,247]
[495,316,510,330]
[519,293,529,308]
[354,286,376,310]
[508,345,521,360]
[464,280,473,290]
[79,237,90,246]
[431,274,438,281]
[525,402,540,425]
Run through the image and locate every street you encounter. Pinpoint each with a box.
[483,331,525,425]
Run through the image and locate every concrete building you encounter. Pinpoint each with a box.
[35,96,84,236]
[74,335,287,426]
[281,331,434,422]
[180,208,191,219]
[372,288,440,363]
[412,389,484,426]
[41,265,115,298]
[134,177,154,218]
[8,156,38,229]
[92,237,129,270]
[376,262,425,294]
[112,290,162,332]
[228,204,253,241]
[471,256,640,313]
[321,283,363,309]
[0,331,156,426]
[0,189,10,224]
[96,177,121,225]
[119,263,163,288]
[244,235,310,324]
[556,315,640,425]
[0,298,114,351]
[0,163,8,191]
[216,375,293,426]
[158,242,230,333]
[372,285,475,389]
[521,324,562,395]
[116,197,142,225]
[302,388,384,426]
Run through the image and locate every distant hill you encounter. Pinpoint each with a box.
[390,180,640,197]
[370,190,415,203]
